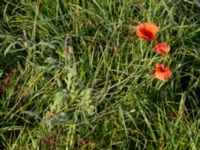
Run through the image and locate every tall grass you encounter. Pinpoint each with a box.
[0,0,200,149]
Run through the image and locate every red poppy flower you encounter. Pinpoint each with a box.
[154,42,170,56]
[151,64,172,81]
[136,22,159,41]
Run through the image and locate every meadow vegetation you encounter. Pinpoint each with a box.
[0,0,200,149]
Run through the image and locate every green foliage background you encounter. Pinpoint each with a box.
[0,0,200,149]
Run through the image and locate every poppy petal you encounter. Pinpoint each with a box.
[136,23,159,41]
[154,42,170,56]
[152,64,172,80]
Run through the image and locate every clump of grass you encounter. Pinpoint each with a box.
[0,0,200,149]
